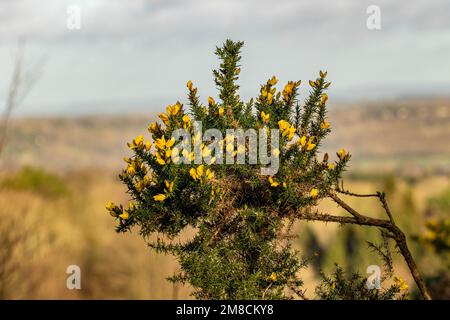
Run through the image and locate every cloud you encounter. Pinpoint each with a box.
[0,0,449,115]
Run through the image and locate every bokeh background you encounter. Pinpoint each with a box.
[0,0,449,299]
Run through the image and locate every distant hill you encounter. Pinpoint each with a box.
[2,98,450,174]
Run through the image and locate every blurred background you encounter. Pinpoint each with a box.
[0,0,449,299]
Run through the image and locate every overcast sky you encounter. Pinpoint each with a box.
[0,0,449,116]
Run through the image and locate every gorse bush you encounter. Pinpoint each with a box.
[107,40,431,299]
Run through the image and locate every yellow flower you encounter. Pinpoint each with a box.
[282,81,295,100]
[196,165,204,177]
[286,125,296,141]
[309,80,317,88]
[337,148,347,160]
[218,107,224,116]
[393,277,409,291]
[306,138,316,151]
[261,88,268,97]
[321,93,328,104]
[279,121,295,141]
[127,134,145,149]
[119,209,129,220]
[268,176,279,187]
[158,112,170,125]
[278,120,290,131]
[156,152,166,165]
[209,156,216,164]
[187,80,193,91]
[261,111,270,123]
[327,163,335,170]
[145,140,152,151]
[320,121,330,129]
[155,136,166,150]
[189,168,198,180]
[269,76,278,86]
[299,135,307,147]
[127,164,136,176]
[134,135,144,146]
[148,122,159,134]
[282,182,287,188]
[167,103,181,116]
[153,194,167,202]
[135,179,147,192]
[206,168,214,180]
[129,201,135,210]
[208,96,215,106]
[166,137,175,149]
[267,92,273,105]
[269,272,277,282]
[164,180,174,193]
[310,188,319,198]
[182,114,191,123]
[105,201,116,211]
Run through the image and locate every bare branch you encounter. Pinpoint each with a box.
[0,40,44,159]
[297,193,432,300]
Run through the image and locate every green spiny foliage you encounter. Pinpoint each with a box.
[107,40,407,300]
[315,264,407,300]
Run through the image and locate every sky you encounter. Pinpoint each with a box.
[0,0,449,116]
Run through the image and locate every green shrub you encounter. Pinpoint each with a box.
[1,166,69,198]
[107,40,428,300]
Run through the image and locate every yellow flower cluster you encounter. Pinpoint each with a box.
[260,111,270,124]
[269,272,277,282]
[320,120,330,129]
[155,136,175,165]
[153,179,175,202]
[310,188,319,198]
[268,176,287,189]
[190,165,214,181]
[148,122,160,135]
[105,201,135,221]
[260,76,278,105]
[278,120,296,141]
[282,81,300,101]
[127,134,151,151]
[124,157,147,177]
[393,277,409,291]
[298,135,316,151]
[337,148,347,160]
[182,114,191,129]
[158,102,181,125]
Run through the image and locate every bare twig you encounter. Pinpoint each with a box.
[0,40,44,159]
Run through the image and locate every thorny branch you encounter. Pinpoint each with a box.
[297,189,432,300]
